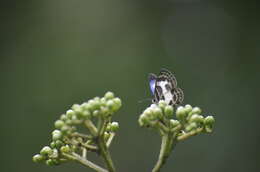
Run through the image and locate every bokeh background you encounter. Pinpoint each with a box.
[1,0,260,172]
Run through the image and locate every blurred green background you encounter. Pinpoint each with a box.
[1,0,260,172]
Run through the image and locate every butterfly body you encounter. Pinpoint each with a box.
[149,68,184,106]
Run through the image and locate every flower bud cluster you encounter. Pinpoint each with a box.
[176,105,214,133]
[33,91,122,166]
[139,100,215,139]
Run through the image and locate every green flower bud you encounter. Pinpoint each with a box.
[55,140,64,148]
[82,110,91,119]
[106,99,114,108]
[113,98,122,110]
[49,148,59,159]
[176,106,186,120]
[143,108,152,116]
[100,97,107,106]
[32,154,45,163]
[153,107,163,119]
[54,120,65,129]
[204,116,215,133]
[60,114,67,121]
[46,159,57,166]
[66,110,75,119]
[170,119,180,128]
[52,130,62,141]
[71,104,80,111]
[204,116,215,125]
[110,122,119,132]
[184,104,192,113]
[82,102,91,111]
[139,114,149,126]
[158,100,167,109]
[101,106,109,116]
[185,122,197,132]
[104,91,115,100]
[65,119,72,125]
[61,125,70,133]
[189,114,204,124]
[88,99,100,110]
[40,146,53,156]
[60,145,71,153]
[93,110,101,117]
[191,107,202,115]
[164,105,174,118]
[50,141,56,148]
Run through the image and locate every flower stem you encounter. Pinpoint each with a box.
[97,137,116,172]
[62,152,108,172]
[152,134,176,172]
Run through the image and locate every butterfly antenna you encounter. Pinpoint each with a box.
[138,98,152,104]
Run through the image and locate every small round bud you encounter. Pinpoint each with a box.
[88,99,100,110]
[113,98,122,110]
[176,106,186,120]
[101,106,109,115]
[55,140,64,148]
[66,110,75,119]
[100,97,107,106]
[60,114,67,121]
[143,108,152,116]
[158,100,167,109]
[153,107,163,119]
[170,119,180,128]
[60,145,71,153]
[82,110,91,119]
[106,99,114,109]
[50,141,56,148]
[54,120,65,129]
[191,107,202,115]
[46,159,56,166]
[139,114,149,126]
[82,102,91,111]
[49,148,59,159]
[104,91,115,100]
[93,110,101,117]
[71,104,80,111]
[204,116,215,125]
[185,122,197,132]
[32,154,44,163]
[52,130,62,141]
[61,125,70,133]
[110,122,119,132]
[40,146,53,156]
[164,105,174,118]
[65,119,72,125]
[189,114,204,123]
[184,104,192,113]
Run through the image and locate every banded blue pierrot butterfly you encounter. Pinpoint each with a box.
[148,68,184,106]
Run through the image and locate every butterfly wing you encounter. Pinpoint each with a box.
[148,73,157,95]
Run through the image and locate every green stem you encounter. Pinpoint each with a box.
[177,128,203,141]
[152,134,176,172]
[97,136,116,172]
[62,152,108,172]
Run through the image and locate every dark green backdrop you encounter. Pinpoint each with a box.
[1,1,259,172]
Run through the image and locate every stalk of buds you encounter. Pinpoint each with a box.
[33,91,121,172]
[138,100,215,172]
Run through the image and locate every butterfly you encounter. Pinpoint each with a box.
[148,68,184,106]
